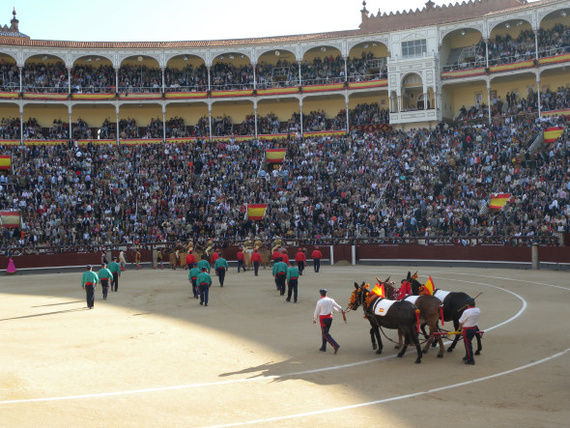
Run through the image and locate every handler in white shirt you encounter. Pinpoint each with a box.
[313,289,344,354]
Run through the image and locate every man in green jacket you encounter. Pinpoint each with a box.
[214,252,229,287]
[286,264,300,303]
[197,266,213,306]
[98,263,113,300]
[81,265,99,309]
[197,254,210,273]
[188,264,200,299]
[108,256,121,292]
[272,257,288,296]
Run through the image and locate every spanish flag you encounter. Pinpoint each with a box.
[423,276,435,296]
[0,155,11,172]
[371,283,385,298]
[489,193,511,209]
[0,211,21,228]
[544,126,564,143]
[247,204,267,221]
[265,149,286,163]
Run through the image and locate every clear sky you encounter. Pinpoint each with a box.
[7,0,467,42]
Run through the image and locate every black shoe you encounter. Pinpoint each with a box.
[464,360,475,365]
[334,346,339,354]
[319,348,326,352]
[200,302,203,305]
[205,304,208,306]
[286,298,290,302]
[462,357,467,361]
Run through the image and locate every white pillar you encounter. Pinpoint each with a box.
[329,245,334,265]
[351,245,356,265]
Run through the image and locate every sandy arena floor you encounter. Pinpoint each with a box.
[1,264,569,427]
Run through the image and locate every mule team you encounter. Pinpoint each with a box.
[347,272,482,364]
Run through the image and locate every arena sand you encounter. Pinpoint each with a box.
[1,265,569,427]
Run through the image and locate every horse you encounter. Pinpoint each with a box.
[348,282,423,363]
[409,273,483,355]
[381,277,445,358]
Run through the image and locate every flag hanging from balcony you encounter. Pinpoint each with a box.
[0,155,11,172]
[489,193,511,209]
[0,211,21,228]
[265,148,286,163]
[544,126,564,143]
[247,204,268,221]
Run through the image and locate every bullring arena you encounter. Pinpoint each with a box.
[1,264,569,427]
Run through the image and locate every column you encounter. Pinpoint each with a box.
[253,62,257,90]
[486,79,492,125]
[345,95,349,134]
[116,106,120,145]
[208,103,212,142]
[68,106,73,141]
[162,105,167,142]
[299,99,303,137]
[67,67,72,95]
[115,67,119,94]
[161,67,165,93]
[536,74,542,119]
[254,102,258,139]
[19,105,24,145]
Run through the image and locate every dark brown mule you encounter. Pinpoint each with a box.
[380,277,445,358]
[411,274,483,355]
[348,282,423,364]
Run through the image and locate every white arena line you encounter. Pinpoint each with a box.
[205,348,570,428]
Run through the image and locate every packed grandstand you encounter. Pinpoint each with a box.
[1,0,569,252]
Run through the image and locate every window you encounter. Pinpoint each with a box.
[402,39,427,58]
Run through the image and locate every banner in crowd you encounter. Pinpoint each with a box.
[539,53,570,66]
[489,60,534,73]
[0,155,11,171]
[246,204,267,221]
[302,83,345,93]
[256,87,299,96]
[489,193,511,209]
[211,89,254,98]
[22,93,68,100]
[0,91,19,99]
[119,93,162,100]
[0,140,19,146]
[304,130,346,138]
[0,211,21,228]
[265,148,286,163]
[165,91,208,99]
[72,93,116,100]
[120,138,163,145]
[441,67,486,79]
[544,126,564,143]
[348,79,388,90]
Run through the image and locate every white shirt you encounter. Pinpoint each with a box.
[459,307,481,328]
[313,296,343,321]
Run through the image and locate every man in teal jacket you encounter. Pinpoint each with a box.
[197,266,213,306]
[272,257,288,295]
[98,263,113,300]
[81,265,99,309]
[108,256,121,292]
[214,252,229,287]
[286,264,300,303]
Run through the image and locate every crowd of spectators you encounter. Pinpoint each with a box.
[1,53,389,95]
[445,24,570,71]
[1,112,568,251]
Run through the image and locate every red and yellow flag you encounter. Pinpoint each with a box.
[0,155,11,171]
[247,204,267,221]
[265,149,286,163]
[544,126,564,143]
[489,193,511,209]
[0,211,21,228]
[423,276,435,296]
[371,283,385,298]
